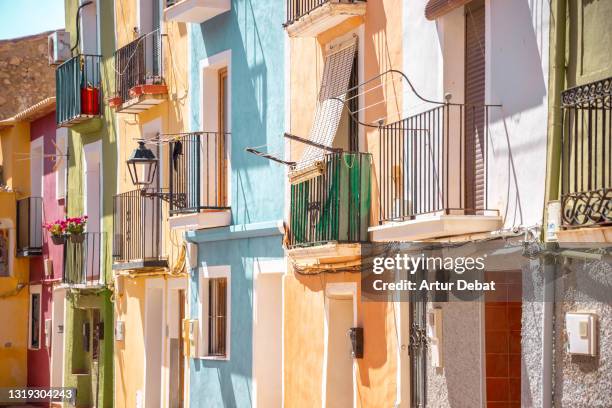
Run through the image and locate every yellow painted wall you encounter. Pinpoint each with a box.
[0,124,31,387]
[113,276,146,408]
[113,2,190,407]
[285,1,403,405]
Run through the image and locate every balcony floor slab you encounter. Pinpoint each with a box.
[287,242,371,268]
[370,214,503,242]
[112,259,169,271]
[285,1,367,37]
[556,225,612,247]
[169,209,231,230]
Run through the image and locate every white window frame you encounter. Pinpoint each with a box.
[28,284,43,350]
[55,128,68,200]
[198,264,231,360]
[199,50,232,208]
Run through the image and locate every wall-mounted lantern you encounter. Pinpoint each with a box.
[126,141,158,188]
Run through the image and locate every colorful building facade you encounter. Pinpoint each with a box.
[54,0,118,406]
[111,0,191,406]
[182,0,287,406]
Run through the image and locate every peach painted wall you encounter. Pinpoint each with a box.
[284,3,403,405]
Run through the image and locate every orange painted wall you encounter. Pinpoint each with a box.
[0,123,31,387]
[284,3,404,405]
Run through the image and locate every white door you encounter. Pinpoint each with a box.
[84,141,101,282]
[50,288,66,387]
[253,272,283,407]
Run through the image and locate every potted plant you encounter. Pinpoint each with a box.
[66,216,88,243]
[44,220,67,245]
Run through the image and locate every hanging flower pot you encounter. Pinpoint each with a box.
[51,234,67,245]
[65,216,88,244]
[69,233,85,244]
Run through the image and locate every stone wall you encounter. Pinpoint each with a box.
[0,31,57,120]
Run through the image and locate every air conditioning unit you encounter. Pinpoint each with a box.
[48,30,71,65]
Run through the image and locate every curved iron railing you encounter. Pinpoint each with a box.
[561,76,612,227]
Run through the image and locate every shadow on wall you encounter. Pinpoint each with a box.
[487,0,548,228]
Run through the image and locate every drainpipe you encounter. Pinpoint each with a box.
[542,0,566,406]
[542,249,556,408]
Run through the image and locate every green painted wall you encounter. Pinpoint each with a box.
[62,0,116,406]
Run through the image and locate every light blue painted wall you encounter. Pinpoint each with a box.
[188,0,286,406]
[189,0,286,226]
[188,233,284,407]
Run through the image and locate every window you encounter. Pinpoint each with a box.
[55,129,67,200]
[217,67,228,206]
[199,265,230,359]
[0,228,9,277]
[29,286,42,349]
[208,278,227,356]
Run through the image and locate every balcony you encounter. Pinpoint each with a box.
[556,77,612,244]
[167,132,231,229]
[113,190,168,270]
[62,232,106,287]
[164,0,230,24]
[287,152,371,265]
[113,30,167,114]
[56,55,102,127]
[16,197,42,257]
[284,0,367,37]
[370,103,502,242]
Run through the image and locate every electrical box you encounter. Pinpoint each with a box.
[183,319,198,358]
[546,201,561,242]
[44,319,52,348]
[348,327,363,359]
[115,320,125,342]
[47,30,71,65]
[566,312,597,356]
[427,308,443,368]
[43,259,53,278]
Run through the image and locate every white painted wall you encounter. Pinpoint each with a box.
[404,0,550,230]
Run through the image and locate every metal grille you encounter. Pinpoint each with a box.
[289,152,371,248]
[296,38,358,170]
[56,54,102,125]
[378,104,497,223]
[63,232,107,286]
[114,29,164,103]
[561,76,612,227]
[168,132,230,215]
[285,0,366,26]
[113,190,166,265]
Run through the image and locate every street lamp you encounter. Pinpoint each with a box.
[126,141,157,187]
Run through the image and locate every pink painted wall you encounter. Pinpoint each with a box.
[27,111,63,389]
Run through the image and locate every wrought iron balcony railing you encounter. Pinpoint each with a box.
[168,132,230,215]
[16,197,43,257]
[113,190,168,269]
[114,29,164,104]
[56,54,102,126]
[288,152,371,248]
[285,0,366,27]
[378,103,498,224]
[63,232,106,286]
[561,77,612,228]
